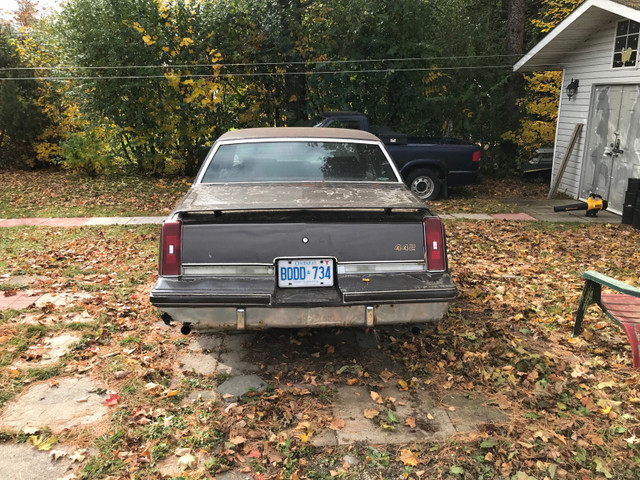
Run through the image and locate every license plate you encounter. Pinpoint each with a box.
[277,259,334,288]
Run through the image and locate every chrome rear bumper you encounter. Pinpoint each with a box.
[158,301,450,330]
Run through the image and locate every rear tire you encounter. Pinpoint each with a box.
[406,169,441,201]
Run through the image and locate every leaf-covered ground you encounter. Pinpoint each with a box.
[0,216,639,479]
[0,169,550,219]
[0,170,191,218]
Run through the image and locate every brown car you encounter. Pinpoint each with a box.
[150,127,456,332]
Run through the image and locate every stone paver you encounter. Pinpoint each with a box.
[0,275,49,287]
[156,450,212,478]
[0,291,40,311]
[0,443,72,480]
[0,377,108,433]
[325,386,455,446]
[217,374,267,401]
[180,390,221,407]
[35,292,93,308]
[83,217,134,226]
[311,385,509,447]
[12,333,82,369]
[39,217,90,227]
[17,310,94,326]
[218,334,260,374]
[442,393,509,431]
[179,352,221,376]
[0,218,49,227]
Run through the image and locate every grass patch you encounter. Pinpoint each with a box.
[0,170,190,218]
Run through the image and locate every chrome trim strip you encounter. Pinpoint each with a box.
[337,262,425,274]
[182,265,275,276]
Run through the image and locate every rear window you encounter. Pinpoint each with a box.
[200,141,397,183]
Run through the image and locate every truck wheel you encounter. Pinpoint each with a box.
[406,169,441,200]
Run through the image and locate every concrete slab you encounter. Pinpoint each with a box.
[216,375,267,401]
[124,216,165,225]
[0,377,108,433]
[83,217,134,226]
[217,334,260,374]
[0,443,72,480]
[188,335,224,353]
[511,198,622,224]
[331,386,455,446]
[35,292,93,308]
[451,213,493,220]
[441,393,509,432]
[178,352,220,376]
[12,333,82,368]
[490,213,536,221]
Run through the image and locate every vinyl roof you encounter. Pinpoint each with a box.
[217,127,380,142]
[514,0,640,72]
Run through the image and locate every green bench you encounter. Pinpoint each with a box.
[573,271,640,368]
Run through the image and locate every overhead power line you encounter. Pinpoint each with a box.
[0,64,524,81]
[0,53,527,72]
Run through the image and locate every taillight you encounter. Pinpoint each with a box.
[424,217,446,272]
[161,220,182,276]
[472,150,481,163]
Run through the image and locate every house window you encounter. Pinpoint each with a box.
[613,19,639,68]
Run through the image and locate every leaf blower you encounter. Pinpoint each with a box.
[553,193,608,217]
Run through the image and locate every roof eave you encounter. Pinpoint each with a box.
[514,0,640,72]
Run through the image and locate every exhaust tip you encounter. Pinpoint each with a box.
[161,313,173,326]
[181,323,192,335]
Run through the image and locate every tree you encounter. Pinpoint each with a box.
[506,0,583,158]
[0,23,48,167]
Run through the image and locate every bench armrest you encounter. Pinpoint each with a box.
[582,271,640,297]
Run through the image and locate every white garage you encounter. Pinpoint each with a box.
[514,0,640,214]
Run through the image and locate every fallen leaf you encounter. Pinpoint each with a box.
[398,379,409,391]
[70,449,87,462]
[370,391,383,404]
[104,394,119,406]
[398,448,418,466]
[346,378,358,385]
[75,396,88,403]
[405,417,416,428]
[229,435,246,445]
[386,408,399,424]
[30,434,57,451]
[380,369,393,382]
[363,408,380,419]
[328,417,346,430]
[247,449,261,458]
[177,453,197,471]
[50,450,66,461]
[175,447,191,457]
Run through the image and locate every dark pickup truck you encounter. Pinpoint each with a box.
[313,112,481,200]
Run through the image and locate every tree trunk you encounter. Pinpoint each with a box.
[504,0,527,132]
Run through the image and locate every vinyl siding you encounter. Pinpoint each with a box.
[552,17,640,199]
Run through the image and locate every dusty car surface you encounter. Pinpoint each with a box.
[150,127,457,331]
